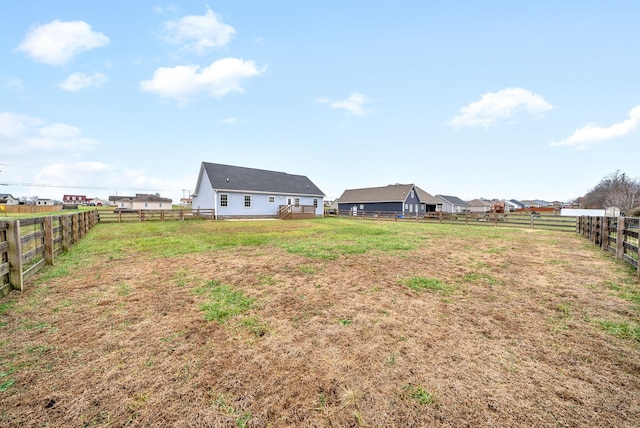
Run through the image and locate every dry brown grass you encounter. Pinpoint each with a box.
[1,221,639,427]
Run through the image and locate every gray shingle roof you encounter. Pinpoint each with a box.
[108,194,172,203]
[200,162,325,196]
[338,184,439,204]
[435,195,469,206]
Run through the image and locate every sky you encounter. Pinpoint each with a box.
[1,1,639,204]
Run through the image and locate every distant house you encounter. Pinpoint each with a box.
[506,199,525,211]
[468,199,492,213]
[63,194,89,204]
[109,194,172,211]
[336,184,439,216]
[521,199,548,208]
[435,195,469,213]
[191,162,325,219]
[36,198,55,206]
[0,194,19,205]
[89,197,107,206]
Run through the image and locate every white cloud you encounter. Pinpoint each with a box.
[0,112,42,141]
[0,112,98,153]
[220,117,238,125]
[448,87,552,128]
[550,105,640,150]
[317,93,373,117]
[140,57,265,106]
[163,7,236,55]
[59,72,106,91]
[17,20,109,66]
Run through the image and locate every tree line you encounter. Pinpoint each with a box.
[576,171,640,216]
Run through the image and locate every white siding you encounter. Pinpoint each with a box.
[192,170,216,210]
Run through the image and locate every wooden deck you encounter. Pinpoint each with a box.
[278,205,317,220]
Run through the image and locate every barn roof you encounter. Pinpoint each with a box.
[197,162,325,196]
[337,184,439,204]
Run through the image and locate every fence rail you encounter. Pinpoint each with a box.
[578,216,640,276]
[0,210,99,297]
[335,210,577,232]
[97,208,215,223]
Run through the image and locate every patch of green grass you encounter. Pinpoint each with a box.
[239,317,269,337]
[0,379,15,393]
[298,265,318,275]
[0,301,14,327]
[209,391,253,427]
[258,275,275,286]
[0,301,14,316]
[597,320,640,342]
[462,272,499,285]
[402,276,451,293]
[547,259,570,266]
[402,384,435,405]
[19,320,49,330]
[339,318,352,326]
[604,280,640,306]
[117,282,132,296]
[194,280,254,324]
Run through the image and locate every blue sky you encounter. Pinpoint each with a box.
[1,1,639,203]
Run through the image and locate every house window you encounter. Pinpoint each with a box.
[313,198,318,208]
[145,203,148,208]
[220,194,228,207]
[294,198,300,207]
[410,190,415,198]
[159,203,163,208]
[360,204,364,210]
[268,196,275,203]
[244,195,251,207]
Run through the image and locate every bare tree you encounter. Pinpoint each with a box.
[581,171,640,214]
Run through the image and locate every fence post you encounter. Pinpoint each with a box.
[7,220,24,292]
[72,214,79,245]
[62,215,70,252]
[615,217,625,260]
[44,216,54,265]
[530,214,534,229]
[601,217,609,251]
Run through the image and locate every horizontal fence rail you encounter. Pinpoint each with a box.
[578,216,640,276]
[96,208,214,223]
[335,210,577,232]
[1,210,99,297]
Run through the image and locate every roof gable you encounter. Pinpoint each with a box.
[200,162,325,196]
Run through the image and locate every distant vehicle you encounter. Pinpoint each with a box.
[114,207,138,214]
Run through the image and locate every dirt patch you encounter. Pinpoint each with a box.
[1,228,639,427]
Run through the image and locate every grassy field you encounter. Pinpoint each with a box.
[1,217,639,426]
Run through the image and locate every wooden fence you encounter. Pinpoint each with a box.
[0,204,64,214]
[96,208,215,223]
[578,216,640,276]
[336,210,577,232]
[0,211,99,297]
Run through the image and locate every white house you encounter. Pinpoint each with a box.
[192,162,325,219]
[434,195,470,213]
[467,199,492,213]
[0,194,19,205]
[109,194,172,211]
